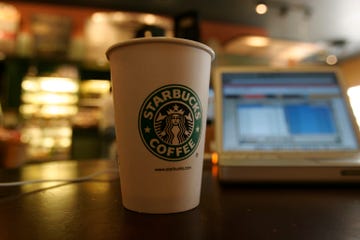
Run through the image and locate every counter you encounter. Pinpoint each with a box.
[0,159,360,240]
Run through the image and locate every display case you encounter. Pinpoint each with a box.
[20,70,80,161]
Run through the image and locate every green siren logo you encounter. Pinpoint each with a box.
[139,84,202,161]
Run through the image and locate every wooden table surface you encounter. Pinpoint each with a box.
[1,159,360,240]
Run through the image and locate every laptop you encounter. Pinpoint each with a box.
[213,66,360,183]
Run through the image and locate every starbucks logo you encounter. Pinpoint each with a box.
[139,84,202,161]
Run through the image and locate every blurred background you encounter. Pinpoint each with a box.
[1,0,360,166]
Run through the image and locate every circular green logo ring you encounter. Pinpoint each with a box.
[138,84,203,161]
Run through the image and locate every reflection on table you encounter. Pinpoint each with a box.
[1,159,360,240]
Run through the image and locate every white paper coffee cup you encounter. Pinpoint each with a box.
[106,37,215,214]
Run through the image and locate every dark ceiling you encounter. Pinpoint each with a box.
[11,0,360,59]
[14,0,264,25]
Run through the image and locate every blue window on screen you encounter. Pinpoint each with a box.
[285,104,336,134]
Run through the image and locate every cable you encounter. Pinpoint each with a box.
[0,168,119,187]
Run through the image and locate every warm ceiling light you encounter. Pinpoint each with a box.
[326,54,338,65]
[143,14,156,25]
[224,36,325,65]
[255,1,268,15]
[91,12,108,23]
[244,36,270,47]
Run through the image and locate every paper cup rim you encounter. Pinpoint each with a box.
[106,37,215,61]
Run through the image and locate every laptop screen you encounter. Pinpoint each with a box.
[220,70,359,152]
